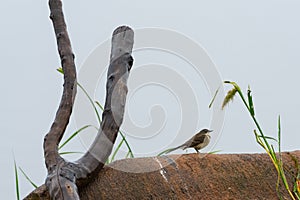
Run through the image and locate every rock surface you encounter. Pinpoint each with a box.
[25,151,300,199]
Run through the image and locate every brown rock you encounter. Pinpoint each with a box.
[25,151,300,199]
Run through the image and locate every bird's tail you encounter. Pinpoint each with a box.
[157,144,184,156]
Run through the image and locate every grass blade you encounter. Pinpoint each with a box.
[14,159,20,200]
[209,87,219,108]
[288,154,300,197]
[18,167,37,189]
[77,83,102,125]
[258,135,277,142]
[57,67,101,125]
[125,151,131,158]
[58,68,135,160]
[278,115,282,160]
[95,101,134,158]
[95,100,104,111]
[270,145,278,162]
[254,130,265,149]
[295,179,300,198]
[59,151,84,155]
[59,125,93,150]
[208,150,222,154]
[157,148,176,156]
[110,138,125,163]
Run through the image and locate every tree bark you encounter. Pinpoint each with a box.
[44,0,134,199]
[75,26,134,179]
[44,0,78,199]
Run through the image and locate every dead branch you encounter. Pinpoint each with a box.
[44,0,78,199]
[43,1,134,199]
[75,26,134,179]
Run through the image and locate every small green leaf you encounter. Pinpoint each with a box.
[57,67,63,74]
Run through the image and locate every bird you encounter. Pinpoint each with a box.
[158,129,213,155]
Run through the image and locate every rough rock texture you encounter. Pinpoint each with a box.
[25,151,300,199]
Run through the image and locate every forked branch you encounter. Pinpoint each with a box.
[44,0,134,199]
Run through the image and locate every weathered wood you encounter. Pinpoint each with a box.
[44,0,134,199]
[44,0,78,199]
[75,27,134,179]
[25,151,300,199]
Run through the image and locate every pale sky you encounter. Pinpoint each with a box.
[1,1,300,199]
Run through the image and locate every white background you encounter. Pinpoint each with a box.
[1,1,299,199]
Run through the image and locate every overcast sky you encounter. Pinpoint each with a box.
[1,1,300,199]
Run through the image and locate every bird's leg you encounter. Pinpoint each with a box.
[195,148,199,153]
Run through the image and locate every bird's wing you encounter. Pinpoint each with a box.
[183,134,206,149]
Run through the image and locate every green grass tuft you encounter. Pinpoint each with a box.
[221,81,299,200]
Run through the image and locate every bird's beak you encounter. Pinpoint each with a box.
[208,130,213,133]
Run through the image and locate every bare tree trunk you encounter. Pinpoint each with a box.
[43,0,134,199]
